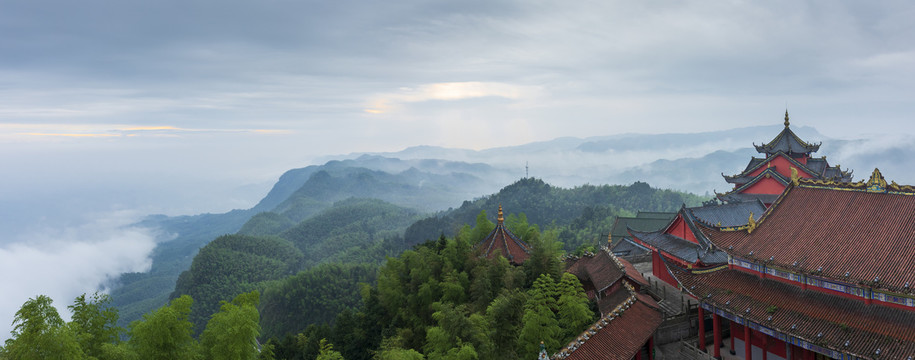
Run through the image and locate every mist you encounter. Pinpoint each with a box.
[0,211,157,341]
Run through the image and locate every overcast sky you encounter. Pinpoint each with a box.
[4,1,915,216]
[1,0,915,336]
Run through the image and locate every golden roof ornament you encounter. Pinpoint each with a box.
[607,232,612,245]
[790,167,799,186]
[747,212,757,234]
[784,110,790,127]
[497,204,504,224]
[866,168,887,193]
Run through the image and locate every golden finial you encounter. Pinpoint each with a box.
[747,212,757,234]
[608,232,612,245]
[784,109,790,127]
[498,204,504,224]
[866,168,887,193]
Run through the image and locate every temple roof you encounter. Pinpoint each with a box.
[476,205,531,265]
[552,281,662,360]
[716,192,780,205]
[753,111,821,156]
[609,212,675,246]
[668,263,915,359]
[565,249,624,295]
[687,199,768,229]
[704,170,915,294]
[627,229,727,265]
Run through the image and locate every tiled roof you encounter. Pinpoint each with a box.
[753,114,821,155]
[723,158,794,185]
[635,211,677,220]
[687,199,767,228]
[716,192,780,205]
[619,257,649,289]
[628,229,727,265]
[566,250,624,294]
[704,179,915,294]
[609,214,674,245]
[609,238,649,257]
[476,206,531,265]
[553,283,663,360]
[668,264,915,359]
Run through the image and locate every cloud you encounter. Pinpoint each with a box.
[0,211,157,341]
[364,81,540,114]
[3,123,291,140]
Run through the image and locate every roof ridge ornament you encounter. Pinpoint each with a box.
[791,167,800,186]
[498,204,504,224]
[747,212,757,234]
[866,168,887,193]
[784,109,790,128]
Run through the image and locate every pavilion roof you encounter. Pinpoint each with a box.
[753,111,821,155]
[565,249,624,294]
[476,205,531,265]
[667,262,915,359]
[552,282,663,360]
[627,229,727,265]
[609,213,675,246]
[704,169,915,294]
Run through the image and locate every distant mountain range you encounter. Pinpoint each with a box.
[109,123,915,328]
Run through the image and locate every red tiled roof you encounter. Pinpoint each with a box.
[477,222,531,265]
[619,257,649,289]
[668,263,915,359]
[553,293,662,360]
[704,182,915,293]
[566,250,624,293]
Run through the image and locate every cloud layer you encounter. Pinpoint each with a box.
[0,212,157,341]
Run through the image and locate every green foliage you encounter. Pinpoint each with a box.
[2,295,85,360]
[556,273,595,342]
[259,263,378,340]
[128,295,199,360]
[405,178,706,249]
[317,339,346,360]
[238,212,296,237]
[200,291,262,360]
[68,292,121,359]
[280,198,420,267]
[171,234,303,335]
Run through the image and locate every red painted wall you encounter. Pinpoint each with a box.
[743,176,787,195]
[652,251,678,287]
[748,155,813,179]
[665,216,698,244]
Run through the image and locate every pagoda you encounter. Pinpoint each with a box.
[717,111,852,206]
[475,205,532,265]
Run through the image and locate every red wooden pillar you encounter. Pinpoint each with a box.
[698,306,706,352]
[648,336,654,360]
[762,336,768,360]
[713,314,722,359]
[729,322,736,354]
[744,324,752,360]
[635,346,643,360]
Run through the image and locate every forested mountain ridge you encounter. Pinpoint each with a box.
[110,157,503,329]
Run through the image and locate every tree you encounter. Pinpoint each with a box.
[2,295,85,360]
[470,210,495,244]
[69,292,121,359]
[316,338,345,360]
[200,291,261,360]
[556,273,594,343]
[128,295,199,360]
[518,275,561,358]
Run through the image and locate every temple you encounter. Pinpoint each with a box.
[549,115,915,359]
[475,205,532,265]
[717,111,852,206]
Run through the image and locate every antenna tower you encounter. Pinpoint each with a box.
[525,161,529,178]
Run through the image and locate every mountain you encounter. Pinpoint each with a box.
[111,124,915,329]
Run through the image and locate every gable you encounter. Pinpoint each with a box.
[748,154,813,179]
[664,215,698,244]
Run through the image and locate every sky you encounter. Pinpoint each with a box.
[1,0,915,334]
